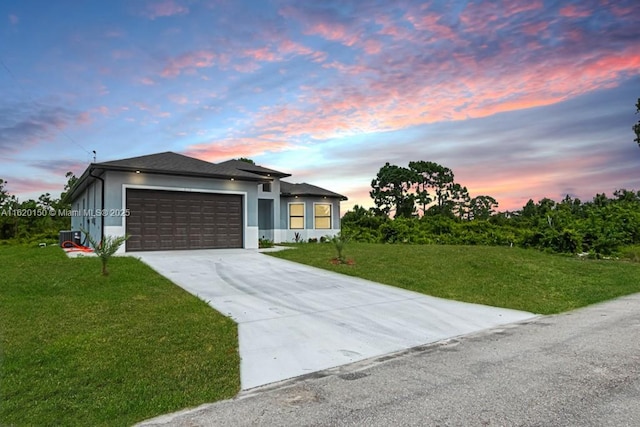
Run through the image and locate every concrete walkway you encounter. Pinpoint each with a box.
[135,249,536,389]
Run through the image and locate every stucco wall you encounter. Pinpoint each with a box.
[277,196,342,242]
[72,170,262,250]
[69,177,102,247]
[103,171,260,227]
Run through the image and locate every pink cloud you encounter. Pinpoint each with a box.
[406,12,457,41]
[143,0,189,20]
[8,14,18,25]
[76,112,92,125]
[138,77,156,85]
[239,39,321,69]
[3,177,65,197]
[279,5,361,47]
[520,21,548,36]
[559,5,592,18]
[92,106,110,116]
[161,50,216,77]
[168,94,189,105]
[503,1,544,17]
[183,137,296,163]
[247,32,640,145]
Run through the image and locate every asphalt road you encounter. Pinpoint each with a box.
[138,293,640,427]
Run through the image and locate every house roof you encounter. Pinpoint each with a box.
[66,151,347,202]
[92,151,268,180]
[280,181,348,200]
[216,159,291,178]
[66,151,271,202]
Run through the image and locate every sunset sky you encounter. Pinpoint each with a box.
[1,0,639,213]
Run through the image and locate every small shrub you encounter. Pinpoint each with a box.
[330,233,350,264]
[308,237,318,243]
[82,230,129,276]
[259,238,274,248]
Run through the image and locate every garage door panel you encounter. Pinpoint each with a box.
[126,189,243,251]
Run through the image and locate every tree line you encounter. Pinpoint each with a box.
[370,160,498,220]
[0,173,76,242]
[344,161,640,256]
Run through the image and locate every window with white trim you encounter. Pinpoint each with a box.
[289,203,305,229]
[314,203,331,229]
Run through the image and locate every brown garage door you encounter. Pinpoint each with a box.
[126,189,243,251]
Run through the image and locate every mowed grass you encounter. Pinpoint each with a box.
[269,243,640,314]
[0,245,239,426]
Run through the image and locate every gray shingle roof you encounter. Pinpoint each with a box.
[280,181,348,200]
[66,151,347,202]
[94,151,265,180]
[216,159,291,178]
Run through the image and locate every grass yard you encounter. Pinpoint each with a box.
[0,245,239,426]
[269,243,640,314]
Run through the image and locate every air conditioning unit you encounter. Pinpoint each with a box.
[59,230,82,248]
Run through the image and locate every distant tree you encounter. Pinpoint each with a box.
[613,188,640,203]
[0,179,12,207]
[408,161,435,215]
[633,98,640,147]
[237,157,255,164]
[60,171,78,201]
[469,195,499,220]
[409,161,467,217]
[370,163,416,218]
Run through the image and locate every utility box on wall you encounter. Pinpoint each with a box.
[59,230,82,247]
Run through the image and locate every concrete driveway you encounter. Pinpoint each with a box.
[136,249,536,389]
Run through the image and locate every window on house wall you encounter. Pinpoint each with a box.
[314,203,331,229]
[262,182,271,192]
[289,203,304,229]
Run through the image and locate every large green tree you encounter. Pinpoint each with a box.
[370,162,416,218]
[469,195,499,220]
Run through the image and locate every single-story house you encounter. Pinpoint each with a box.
[66,151,347,252]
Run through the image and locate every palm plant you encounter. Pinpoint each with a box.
[82,229,129,276]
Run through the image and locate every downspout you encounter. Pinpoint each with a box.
[88,168,105,245]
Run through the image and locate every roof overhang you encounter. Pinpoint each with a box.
[65,163,272,203]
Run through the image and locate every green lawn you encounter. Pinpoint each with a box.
[269,243,640,314]
[0,245,239,426]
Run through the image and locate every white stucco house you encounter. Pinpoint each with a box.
[66,151,347,252]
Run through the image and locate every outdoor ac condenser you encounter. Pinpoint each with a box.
[59,230,82,247]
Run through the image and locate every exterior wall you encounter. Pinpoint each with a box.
[257,178,280,242]
[73,170,261,252]
[258,199,274,241]
[69,177,102,247]
[277,196,342,243]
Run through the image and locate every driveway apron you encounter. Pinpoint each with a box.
[136,249,536,389]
